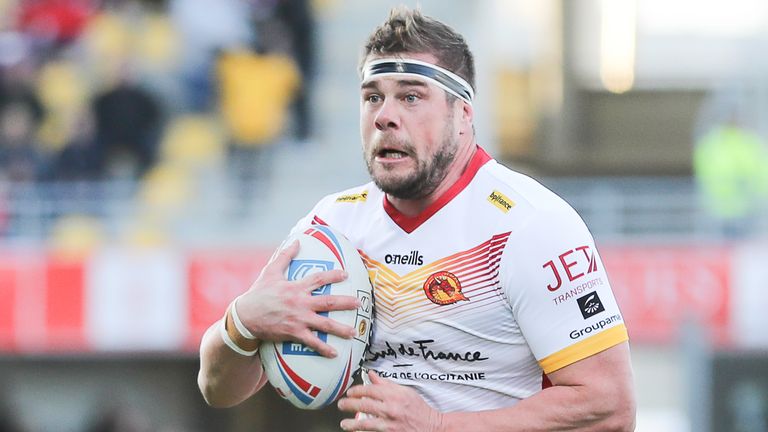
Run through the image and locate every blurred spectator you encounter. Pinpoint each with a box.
[694,120,768,237]
[169,0,254,111]
[216,48,299,146]
[251,0,317,142]
[272,0,317,142]
[92,63,162,178]
[215,47,299,210]
[0,34,43,125]
[0,47,45,182]
[17,0,94,54]
[80,2,183,113]
[0,100,44,183]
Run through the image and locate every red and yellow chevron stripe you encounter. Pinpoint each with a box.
[360,232,511,328]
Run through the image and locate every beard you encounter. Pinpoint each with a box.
[364,122,458,200]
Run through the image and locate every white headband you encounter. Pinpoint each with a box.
[362,58,474,104]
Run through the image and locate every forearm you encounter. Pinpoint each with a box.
[197,321,268,408]
[197,242,357,408]
[440,384,635,432]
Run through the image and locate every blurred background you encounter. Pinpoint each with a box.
[0,0,767,430]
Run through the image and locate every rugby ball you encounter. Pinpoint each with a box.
[259,224,374,410]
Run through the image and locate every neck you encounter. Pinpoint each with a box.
[386,141,477,217]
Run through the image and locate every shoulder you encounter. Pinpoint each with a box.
[286,182,380,238]
[313,182,380,212]
[481,161,597,277]
[297,182,382,232]
[477,159,582,227]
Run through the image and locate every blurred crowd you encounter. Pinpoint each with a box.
[0,0,316,243]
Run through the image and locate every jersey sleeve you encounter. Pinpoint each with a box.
[500,203,628,374]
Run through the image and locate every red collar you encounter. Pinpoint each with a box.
[383,145,492,233]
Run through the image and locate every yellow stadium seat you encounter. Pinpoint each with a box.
[36,60,89,150]
[138,162,192,217]
[82,12,131,68]
[37,60,88,114]
[49,214,104,256]
[134,14,180,72]
[160,115,225,169]
[121,215,170,248]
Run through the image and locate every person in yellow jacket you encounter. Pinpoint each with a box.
[693,121,768,237]
[217,49,300,146]
[215,48,300,213]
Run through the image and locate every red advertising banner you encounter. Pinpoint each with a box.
[0,253,21,350]
[0,244,736,352]
[44,255,86,351]
[186,249,273,349]
[601,245,731,344]
[0,252,86,352]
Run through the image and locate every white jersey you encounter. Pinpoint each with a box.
[289,147,628,413]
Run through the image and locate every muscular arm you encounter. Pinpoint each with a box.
[198,240,359,408]
[439,342,635,431]
[197,320,268,407]
[339,342,635,432]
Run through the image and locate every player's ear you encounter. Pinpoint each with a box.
[459,100,473,135]
[462,100,473,121]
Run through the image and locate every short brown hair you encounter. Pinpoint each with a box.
[360,6,476,93]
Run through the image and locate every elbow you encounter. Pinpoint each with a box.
[603,389,637,432]
[620,399,637,432]
[583,373,636,431]
[605,405,636,432]
[198,372,240,409]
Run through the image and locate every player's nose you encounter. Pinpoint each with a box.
[374,99,400,131]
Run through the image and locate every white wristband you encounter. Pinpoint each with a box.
[219,299,259,357]
[231,296,256,340]
[220,318,258,356]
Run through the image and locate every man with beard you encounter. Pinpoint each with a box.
[198,6,636,432]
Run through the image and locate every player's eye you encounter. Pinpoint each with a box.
[366,94,382,104]
[404,94,419,103]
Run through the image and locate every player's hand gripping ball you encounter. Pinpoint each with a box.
[259,224,374,409]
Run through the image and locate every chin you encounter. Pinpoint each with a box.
[371,164,404,179]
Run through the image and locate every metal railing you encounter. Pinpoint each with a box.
[539,176,745,242]
[0,180,139,244]
[0,176,763,246]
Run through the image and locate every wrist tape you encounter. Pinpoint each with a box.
[220,296,260,356]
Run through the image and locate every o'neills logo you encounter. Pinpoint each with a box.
[423,271,468,305]
[487,190,515,213]
[336,190,368,203]
[385,251,424,265]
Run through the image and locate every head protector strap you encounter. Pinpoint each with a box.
[362,58,474,104]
